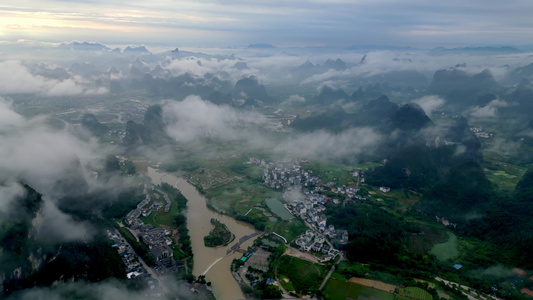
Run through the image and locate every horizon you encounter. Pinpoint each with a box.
[1,0,533,48]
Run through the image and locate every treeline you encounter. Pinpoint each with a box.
[327,203,413,265]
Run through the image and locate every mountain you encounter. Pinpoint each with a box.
[356,95,399,126]
[367,70,428,90]
[430,46,521,55]
[315,86,350,104]
[290,106,351,132]
[366,145,440,190]
[424,160,493,217]
[232,75,271,105]
[58,41,110,52]
[143,105,170,143]
[123,120,146,146]
[427,68,500,105]
[506,62,533,85]
[247,44,277,49]
[388,102,433,131]
[123,46,151,54]
[233,61,249,70]
[81,114,108,137]
[323,58,347,71]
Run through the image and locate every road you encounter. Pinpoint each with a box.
[113,227,169,294]
[318,265,335,290]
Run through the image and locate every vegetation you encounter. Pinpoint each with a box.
[323,279,395,300]
[276,255,327,295]
[204,218,233,247]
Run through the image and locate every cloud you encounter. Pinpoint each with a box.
[0,99,120,242]
[0,98,25,128]
[0,182,26,217]
[469,99,507,119]
[33,199,95,242]
[0,61,108,96]
[284,94,306,105]
[163,95,267,143]
[7,280,150,300]
[274,127,383,161]
[3,0,533,47]
[163,96,382,162]
[413,95,445,115]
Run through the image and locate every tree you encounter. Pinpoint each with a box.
[261,285,282,299]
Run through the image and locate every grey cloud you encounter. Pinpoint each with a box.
[8,279,149,300]
[0,182,26,218]
[413,95,445,115]
[0,61,108,96]
[274,128,383,161]
[33,199,95,242]
[163,96,382,162]
[0,100,123,241]
[469,99,508,119]
[163,95,268,143]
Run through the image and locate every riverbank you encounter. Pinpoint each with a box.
[146,167,260,300]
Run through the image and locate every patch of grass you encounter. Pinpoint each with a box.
[397,287,433,300]
[276,255,328,295]
[483,153,527,192]
[406,223,448,254]
[140,195,180,228]
[430,231,459,261]
[278,275,295,292]
[271,219,307,242]
[323,279,395,300]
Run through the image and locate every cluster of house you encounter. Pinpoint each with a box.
[470,126,493,138]
[107,229,149,278]
[256,158,366,261]
[107,228,170,298]
[294,230,341,262]
[123,185,180,274]
[251,158,321,190]
[125,184,170,227]
[435,216,458,229]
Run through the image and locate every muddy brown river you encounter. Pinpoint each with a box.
[147,167,258,300]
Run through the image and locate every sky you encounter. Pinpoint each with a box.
[1,0,533,48]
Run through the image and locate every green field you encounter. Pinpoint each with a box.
[140,193,181,227]
[323,279,395,300]
[397,287,433,300]
[407,223,448,254]
[483,153,527,192]
[271,219,307,242]
[278,275,296,292]
[276,255,328,294]
[430,231,459,261]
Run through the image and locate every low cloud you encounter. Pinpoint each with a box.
[163,95,267,143]
[413,95,445,115]
[274,128,382,161]
[469,99,507,119]
[286,94,306,103]
[0,99,121,242]
[0,182,26,219]
[7,280,149,300]
[0,60,108,96]
[33,199,95,242]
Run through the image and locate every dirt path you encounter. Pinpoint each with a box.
[348,277,397,293]
[285,246,321,264]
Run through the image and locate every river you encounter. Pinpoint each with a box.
[147,167,258,300]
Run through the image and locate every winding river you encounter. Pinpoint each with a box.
[147,167,258,300]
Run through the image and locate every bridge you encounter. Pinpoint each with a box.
[272,232,288,244]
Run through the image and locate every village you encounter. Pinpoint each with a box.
[251,158,381,264]
[105,183,186,297]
